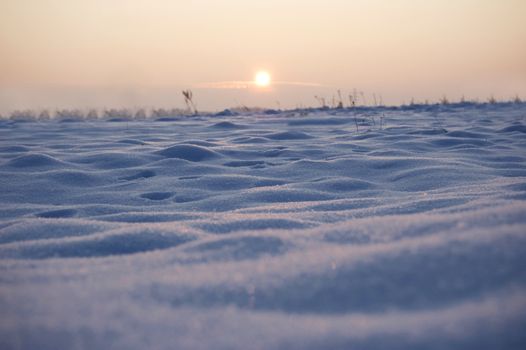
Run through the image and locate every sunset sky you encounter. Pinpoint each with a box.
[1,0,525,112]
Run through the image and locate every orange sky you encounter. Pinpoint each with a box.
[1,0,525,112]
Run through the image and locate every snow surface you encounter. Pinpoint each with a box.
[1,103,526,349]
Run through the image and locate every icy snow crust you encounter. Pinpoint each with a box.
[1,104,526,349]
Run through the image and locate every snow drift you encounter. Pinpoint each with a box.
[1,103,526,349]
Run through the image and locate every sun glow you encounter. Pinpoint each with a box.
[255,71,271,87]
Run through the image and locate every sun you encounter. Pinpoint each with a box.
[255,71,271,87]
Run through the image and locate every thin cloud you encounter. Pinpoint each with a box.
[195,81,252,89]
[275,81,324,87]
[195,81,324,89]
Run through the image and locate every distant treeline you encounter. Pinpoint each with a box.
[1,95,523,121]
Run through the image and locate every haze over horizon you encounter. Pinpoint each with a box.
[1,0,525,113]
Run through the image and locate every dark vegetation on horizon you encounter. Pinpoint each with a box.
[2,91,523,121]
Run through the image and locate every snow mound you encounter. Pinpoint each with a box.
[6,153,65,168]
[264,130,314,140]
[155,144,221,161]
